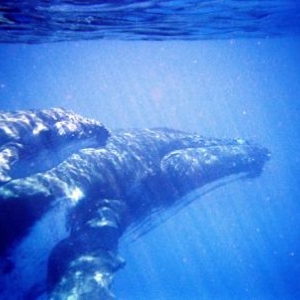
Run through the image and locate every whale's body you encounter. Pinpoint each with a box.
[0,110,270,299]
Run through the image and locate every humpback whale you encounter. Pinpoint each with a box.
[0,108,109,185]
[0,110,270,299]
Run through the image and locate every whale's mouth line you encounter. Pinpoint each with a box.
[121,172,251,245]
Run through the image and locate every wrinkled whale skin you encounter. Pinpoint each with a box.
[0,108,109,184]
[0,122,270,299]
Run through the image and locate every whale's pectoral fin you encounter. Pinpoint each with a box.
[48,238,125,300]
[48,198,126,298]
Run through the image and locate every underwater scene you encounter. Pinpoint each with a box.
[0,1,300,299]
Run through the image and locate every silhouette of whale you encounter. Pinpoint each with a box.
[0,111,270,299]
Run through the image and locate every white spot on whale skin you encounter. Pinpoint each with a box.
[67,187,84,204]
[1,126,14,136]
[33,122,47,136]
[94,272,105,284]
[235,138,246,145]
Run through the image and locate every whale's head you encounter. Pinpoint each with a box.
[122,133,270,244]
[161,137,270,195]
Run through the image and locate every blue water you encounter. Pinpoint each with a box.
[0,1,300,299]
[1,0,300,42]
